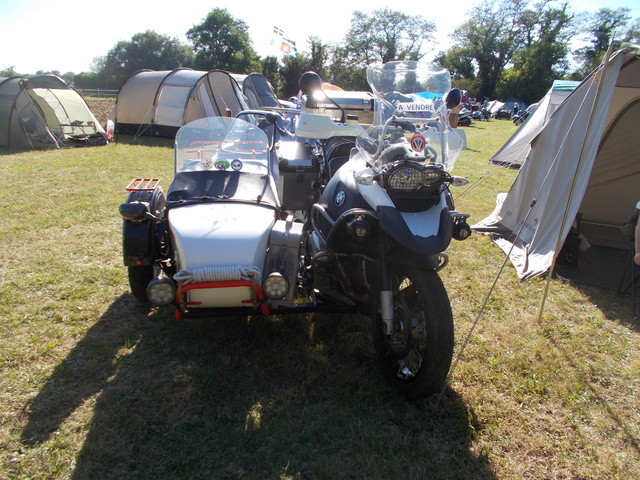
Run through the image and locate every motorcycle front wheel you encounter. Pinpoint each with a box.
[371,266,454,400]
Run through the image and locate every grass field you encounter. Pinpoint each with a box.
[0,120,638,479]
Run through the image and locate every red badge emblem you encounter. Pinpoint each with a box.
[410,133,427,152]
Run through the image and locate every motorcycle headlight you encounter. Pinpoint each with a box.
[382,162,448,213]
[384,163,444,192]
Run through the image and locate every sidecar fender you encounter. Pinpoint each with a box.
[121,186,165,266]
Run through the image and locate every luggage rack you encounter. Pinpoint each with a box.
[126,178,160,192]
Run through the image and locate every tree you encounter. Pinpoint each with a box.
[443,0,576,102]
[261,56,283,98]
[496,1,574,104]
[0,66,20,77]
[327,45,368,91]
[97,30,194,88]
[497,41,567,104]
[307,36,329,79]
[74,72,100,89]
[186,8,260,73]
[35,69,61,76]
[341,8,436,65]
[61,72,76,85]
[434,46,477,94]
[622,17,640,43]
[279,54,312,99]
[571,8,632,78]
[449,0,531,100]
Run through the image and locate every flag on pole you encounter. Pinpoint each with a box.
[270,26,297,56]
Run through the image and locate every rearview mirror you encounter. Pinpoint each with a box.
[446,88,462,109]
[298,71,323,96]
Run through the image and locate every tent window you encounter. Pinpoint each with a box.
[18,104,57,147]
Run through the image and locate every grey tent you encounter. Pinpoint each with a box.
[473,44,640,281]
[0,74,107,149]
[110,68,251,138]
[490,80,580,167]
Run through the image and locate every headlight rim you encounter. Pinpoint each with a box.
[382,161,445,193]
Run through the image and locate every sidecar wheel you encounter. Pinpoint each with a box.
[128,265,153,302]
[371,267,453,400]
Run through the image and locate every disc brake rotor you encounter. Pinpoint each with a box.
[383,278,427,374]
[385,294,412,359]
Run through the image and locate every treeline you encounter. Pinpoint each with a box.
[2,0,638,105]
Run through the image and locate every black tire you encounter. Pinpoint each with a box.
[371,266,454,400]
[128,265,153,302]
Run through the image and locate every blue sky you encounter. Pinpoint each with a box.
[0,0,638,74]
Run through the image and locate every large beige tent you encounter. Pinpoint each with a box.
[0,75,107,149]
[473,44,640,281]
[110,68,251,138]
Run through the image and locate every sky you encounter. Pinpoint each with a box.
[0,0,638,75]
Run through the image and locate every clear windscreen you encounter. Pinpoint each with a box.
[174,117,270,175]
[358,60,463,172]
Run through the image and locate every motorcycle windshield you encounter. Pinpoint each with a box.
[170,117,278,207]
[175,117,271,175]
[359,60,462,172]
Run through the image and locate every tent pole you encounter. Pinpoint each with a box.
[536,43,616,324]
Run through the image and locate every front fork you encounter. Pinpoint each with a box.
[378,233,395,334]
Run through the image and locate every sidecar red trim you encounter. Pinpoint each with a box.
[178,280,270,316]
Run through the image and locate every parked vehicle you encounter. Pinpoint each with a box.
[471,106,491,122]
[119,59,471,400]
[495,106,512,120]
[513,102,539,125]
[457,107,473,126]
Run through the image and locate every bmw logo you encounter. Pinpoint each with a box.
[335,190,346,206]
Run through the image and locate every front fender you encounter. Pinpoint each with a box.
[378,204,453,257]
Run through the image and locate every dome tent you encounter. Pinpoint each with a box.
[110,68,251,138]
[0,74,107,149]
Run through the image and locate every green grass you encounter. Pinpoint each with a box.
[0,122,638,479]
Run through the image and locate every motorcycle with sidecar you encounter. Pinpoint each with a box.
[119,59,471,400]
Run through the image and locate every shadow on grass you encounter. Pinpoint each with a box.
[555,271,640,334]
[535,283,640,460]
[22,295,496,480]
